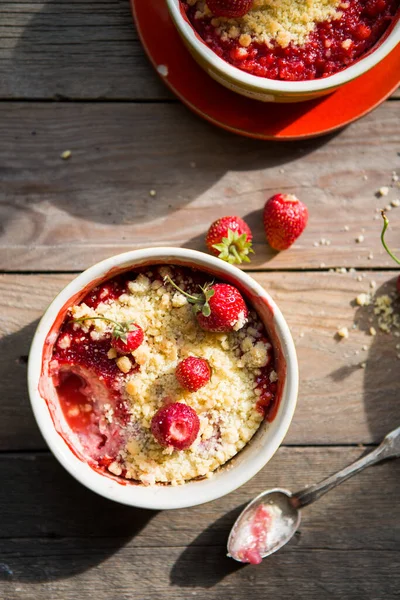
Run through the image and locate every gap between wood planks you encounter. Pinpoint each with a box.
[0,267,399,275]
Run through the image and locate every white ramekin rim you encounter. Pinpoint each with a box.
[166,0,400,94]
[28,247,298,510]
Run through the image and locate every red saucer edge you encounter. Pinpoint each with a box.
[131,0,400,141]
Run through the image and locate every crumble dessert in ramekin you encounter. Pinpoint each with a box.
[50,265,279,486]
[181,0,399,80]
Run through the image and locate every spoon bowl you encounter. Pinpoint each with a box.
[227,488,300,564]
[227,425,400,564]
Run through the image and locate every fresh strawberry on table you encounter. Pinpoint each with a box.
[207,0,253,18]
[263,193,309,251]
[165,277,248,332]
[206,215,253,265]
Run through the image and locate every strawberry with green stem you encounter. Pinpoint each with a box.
[165,276,248,332]
[71,316,144,354]
[206,216,254,265]
[381,210,400,293]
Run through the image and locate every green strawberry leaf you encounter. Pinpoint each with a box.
[212,229,254,265]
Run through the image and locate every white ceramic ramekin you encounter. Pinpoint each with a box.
[28,248,298,510]
[166,0,400,102]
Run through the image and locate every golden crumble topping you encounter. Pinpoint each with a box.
[67,269,274,485]
[192,0,343,48]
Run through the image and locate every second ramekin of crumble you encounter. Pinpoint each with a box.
[167,0,400,102]
[28,248,298,509]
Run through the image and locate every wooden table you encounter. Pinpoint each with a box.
[1,2,400,599]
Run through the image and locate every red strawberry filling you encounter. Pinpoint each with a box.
[181,0,398,81]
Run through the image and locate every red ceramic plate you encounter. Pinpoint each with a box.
[131,0,400,140]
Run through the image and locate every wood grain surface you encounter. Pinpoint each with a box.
[1,271,399,450]
[0,0,168,100]
[0,448,399,600]
[1,1,399,599]
[0,0,398,100]
[1,101,399,271]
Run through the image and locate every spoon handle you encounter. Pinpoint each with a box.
[292,425,400,509]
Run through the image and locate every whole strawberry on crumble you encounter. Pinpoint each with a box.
[50,265,279,486]
[181,0,399,81]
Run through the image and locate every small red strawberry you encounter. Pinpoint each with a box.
[151,402,200,450]
[111,324,144,354]
[70,315,144,354]
[381,211,400,295]
[207,0,253,18]
[176,357,211,392]
[206,216,253,264]
[263,193,308,251]
[165,276,248,332]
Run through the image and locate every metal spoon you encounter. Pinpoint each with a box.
[228,425,400,564]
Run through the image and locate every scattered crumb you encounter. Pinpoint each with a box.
[344,225,350,231]
[337,327,349,339]
[108,461,123,476]
[374,294,399,333]
[391,199,400,207]
[116,356,132,374]
[269,370,278,382]
[61,150,71,160]
[360,362,366,369]
[149,190,156,197]
[369,327,377,336]
[355,235,364,243]
[377,186,389,197]
[368,253,374,260]
[355,293,370,306]
[157,64,169,76]
[107,347,118,359]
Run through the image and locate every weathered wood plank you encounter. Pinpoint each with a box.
[1,448,399,545]
[1,101,399,271]
[0,271,398,450]
[0,449,399,600]
[0,0,170,100]
[0,1,398,102]
[1,546,398,600]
